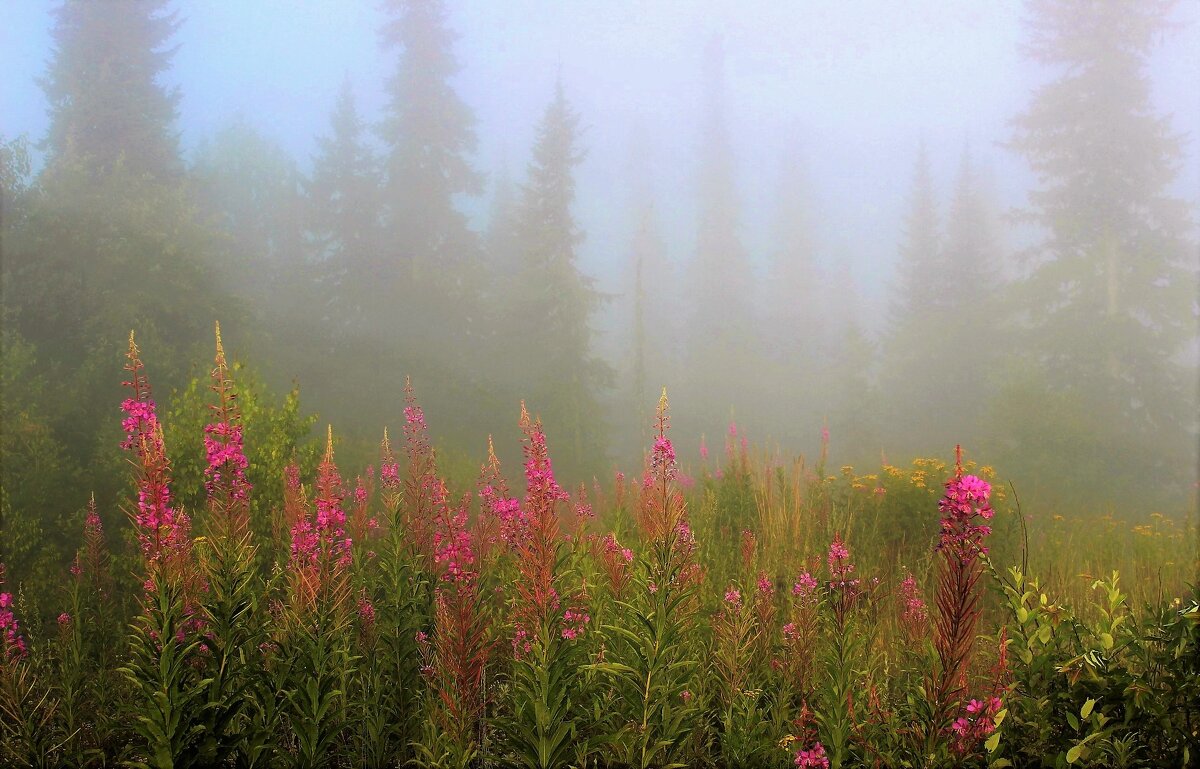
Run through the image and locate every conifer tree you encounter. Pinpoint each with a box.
[305,78,382,329]
[41,0,182,181]
[686,35,755,421]
[378,0,482,331]
[508,81,610,472]
[1002,0,1196,504]
[764,146,820,366]
[880,143,943,453]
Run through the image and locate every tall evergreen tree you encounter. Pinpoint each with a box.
[378,0,482,324]
[880,143,943,454]
[686,35,755,420]
[40,0,182,181]
[1000,0,1197,506]
[508,81,610,472]
[2,0,240,559]
[764,145,820,366]
[621,128,675,445]
[304,78,382,329]
[889,141,942,326]
[192,117,306,294]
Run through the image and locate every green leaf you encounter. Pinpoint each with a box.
[984,731,1001,753]
[1066,744,1082,764]
[1080,698,1095,719]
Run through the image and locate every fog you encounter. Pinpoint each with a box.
[2,1,1198,521]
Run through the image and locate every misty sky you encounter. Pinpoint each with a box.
[4,1,1198,322]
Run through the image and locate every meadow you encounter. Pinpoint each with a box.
[1,329,1196,769]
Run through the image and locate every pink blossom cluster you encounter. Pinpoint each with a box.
[724,587,742,608]
[511,624,533,658]
[358,595,376,631]
[827,535,860,593]
[561,608,590,640]
[120,399,158,450]
[290,446,351,567]
[120,396,190,563]
[757,572,774,596]
[794,742,830,768]
[203,421,251,504]
[951,696,1003,754]
[603,534,634,564]
[651,434,677,480]
[432,493,476,583]
[523,422,569,509]
[793,572,819,600]
[898,572,928,636]
[492,495,527,548]
[937,473,995,558]
[0,586,26,661]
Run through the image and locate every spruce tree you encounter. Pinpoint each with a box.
[508,81,610,472]
[686,35,755,421]
[41,0,182,181]
[1003,0,1196,505]
[764,146,819,366]
[378,0,481,323]
[880,143,943,453]
[305,79,382,329]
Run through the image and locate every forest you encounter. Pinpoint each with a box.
[0,1,1197,767]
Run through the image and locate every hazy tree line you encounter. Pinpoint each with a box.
[1,0,1196,581]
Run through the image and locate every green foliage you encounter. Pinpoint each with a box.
[165,361,318,557]
[120,578,211,769]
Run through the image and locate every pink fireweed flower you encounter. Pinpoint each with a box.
[826,534,859,591]
[432,481,476,584]
[379,427,401,489]
[937,471,994,560]
[651,434,677,479]
[898,571,929,637]
[358,595,376,630]
[757,573,774,596]
[598,533,634,597]
[203,422,251,501]
[793,572,819,599]
[681,690,693,703]
[561,608,590,640]
[794,742,830,768]
[724,587,742,608]
[290,427,351,568]
[0,568,26,661]
[121,334,190,569]
[950,696,1003,754]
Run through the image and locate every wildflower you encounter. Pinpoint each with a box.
[898,571,928,638]
[290,427,351,568]
[827,534,859,592]
[699,435,708,461]
[757,573,774,596]
[58,612,71,627]
[121,333,190,569]
[0,569,25,661]
[681,690,693,703]
[358,596,376,627]
[561,608,589,640]
[724,587,742,608]
[794,741,830,768]
[793,572,819,598]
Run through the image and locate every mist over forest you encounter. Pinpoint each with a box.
[2,0,1198,582]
